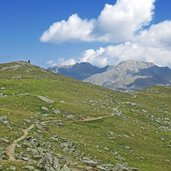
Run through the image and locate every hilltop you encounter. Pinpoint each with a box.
[0,61,171,171]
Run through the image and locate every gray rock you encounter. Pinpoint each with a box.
[66,115,75,120]
[83,160,98,167]
[0,116,8,124]
[51,136,59,142]
[21,156,29,161]
[37,153,60,171]
[24,119,31,123]
[112,164,128,171]
[0,138,9,143]
[41,106,49,112]
[101,164,114,169]
[61,141,75,152]
[54,109,61,114]
[22,166,34,170]
[0,165,2,170]
[112,108,122,116]
[97,165,107,171]
[130,168,139,171]
[33,155,42,159]
[37,96,54,104]
[53,157,60,170]
[60,164,70,171]
[9,166,16,171]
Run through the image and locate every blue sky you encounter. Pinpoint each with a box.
[0,0,171,67]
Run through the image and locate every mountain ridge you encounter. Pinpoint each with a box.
[48,60,171,91]
[48,62,109,80]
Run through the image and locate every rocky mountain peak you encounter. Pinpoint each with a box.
[116,60,155,73]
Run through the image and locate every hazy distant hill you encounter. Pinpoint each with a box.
[48,62,108,80]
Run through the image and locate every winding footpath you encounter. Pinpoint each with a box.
[5,115,113,161]
[6,124,35,161]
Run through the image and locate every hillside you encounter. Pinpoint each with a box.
[0,61,171,171]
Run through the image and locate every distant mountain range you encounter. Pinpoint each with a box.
[48,62,109,80]
[48,60,171,91]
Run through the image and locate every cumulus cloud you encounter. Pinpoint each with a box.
[69,20,171,68]
[47,58,77,67]
[97,0,155,42]
[79,41,171,67]
[41,0,155,43]
[136,20,171,48]
[41,14,95,43]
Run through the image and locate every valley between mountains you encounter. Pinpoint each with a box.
[0,61,171,171]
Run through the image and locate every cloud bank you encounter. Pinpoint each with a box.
[41,0,155,43]
[41,0,171,67]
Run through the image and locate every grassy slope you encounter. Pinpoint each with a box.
[0,62,171,171]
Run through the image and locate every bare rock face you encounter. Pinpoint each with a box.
[84,60,171,91]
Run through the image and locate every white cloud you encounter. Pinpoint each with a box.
[79,41,171,67]
[97,0,155,42]
[136,20,171,48]
[41,14,95,43]
[41,0,155,43]
[57,58,77,66]
[72,20,171,68]
[47,58,77,67]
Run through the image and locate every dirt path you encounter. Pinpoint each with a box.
[6,124,34,161]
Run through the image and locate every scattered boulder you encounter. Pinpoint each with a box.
[53,109,61,114]
[37,96,54,104]
[112,108,122,116]
[66,115,75,120]
[125,102,137,106]
[41,106,49,112]
[60,164,70,171]
[112,164,129,171]
[97,165,106,171]
[0,116,8,124]
[37,153,61,171]
[60,141,75,153]
[22,166,34,170]
[83,159,98,167]
[9,166,16,171]
[0,137,9,143]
